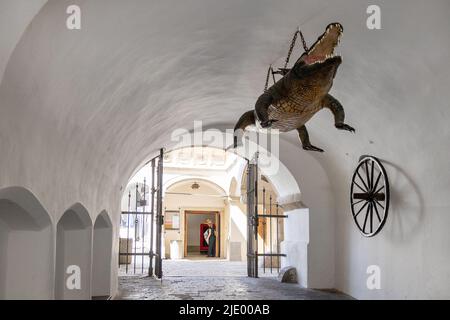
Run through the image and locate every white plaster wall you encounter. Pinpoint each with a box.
[0,0,47,83]
[281,208,309,288]
[166,195,225,211]
[5,228,53,299]
[228,200,247,261]
[0,220,8,297]
[319,1,450,299]
[276,138,335,289]
[1,0,449,299]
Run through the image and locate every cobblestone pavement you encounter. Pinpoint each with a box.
[120,258,275,277]
[117,259,352,300]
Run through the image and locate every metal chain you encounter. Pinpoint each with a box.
[284,29,308,70]
[264,65,273,92]
[265,28,308,92]
[284,31,299,70]
[300,30,308,52]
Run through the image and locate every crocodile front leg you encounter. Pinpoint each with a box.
[322,94,355,132]
[297,125,324,152]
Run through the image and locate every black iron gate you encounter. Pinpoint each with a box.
[119,149,164,278]
[119,147,285,279]
[246,158,258,278]
[246,153,287,278]
[154,148,164,278]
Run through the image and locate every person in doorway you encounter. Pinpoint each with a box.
[204,219,216,257]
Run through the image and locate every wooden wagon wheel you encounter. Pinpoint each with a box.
[350,155,390,237]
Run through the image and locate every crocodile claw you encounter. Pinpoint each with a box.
[303,145,324,153]
[336,123,355,133]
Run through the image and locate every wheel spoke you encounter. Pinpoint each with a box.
[365,161,371,191]
[353,181,366,193]
[362,204,370,233]
[370,161,375,191]
[374,185,385,195]
[354,201,369,218]
[351,199,365,206]
[369,203,373,234]
[372,172,382,194]
[356,169,369,192]
[373,201,382,222]
[374,199,385,210]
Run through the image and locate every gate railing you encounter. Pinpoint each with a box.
[246,160,258,278]
[247,152,287,278]
[154,148,164,278]
[118,149,164,278]
[259,187,287,274]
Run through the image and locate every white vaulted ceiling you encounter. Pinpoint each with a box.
[1,0,450,299]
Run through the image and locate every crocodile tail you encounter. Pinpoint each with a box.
[233,110,255,148]
[234,110,255,132]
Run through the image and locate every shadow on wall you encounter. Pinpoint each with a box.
[382,160,425,243]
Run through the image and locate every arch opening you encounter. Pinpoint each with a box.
[55,204,92,300]
[0,187,53,299]
[92,211,113,299]
[165,177,227,261]
[120,144,304,280]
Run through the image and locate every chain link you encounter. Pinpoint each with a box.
[300,30,308,52]
[264,65,273,92]
[264,28,309,92]
[284,31,299,70]
[284,29,308,70]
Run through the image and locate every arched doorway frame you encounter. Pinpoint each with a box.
[0,186,54,299]
[55,203,92,300]
[121,129,308,283]
[92,210,113,299]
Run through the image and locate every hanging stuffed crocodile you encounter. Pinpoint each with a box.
[234,22,355,152]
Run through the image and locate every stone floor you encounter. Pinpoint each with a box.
[117,259,352,300]
[120,258,284,278]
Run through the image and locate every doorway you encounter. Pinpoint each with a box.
[119,146,292,280]
[184,211,220,258]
